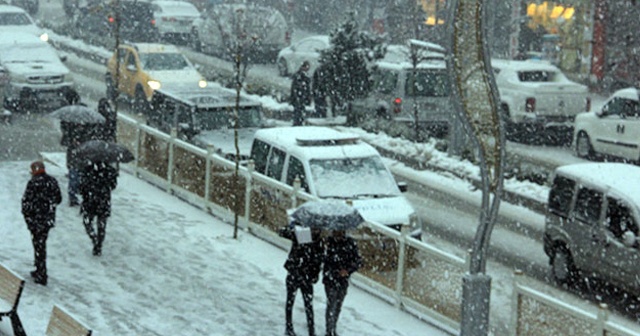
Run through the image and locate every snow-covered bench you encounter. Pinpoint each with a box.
[46,305,92,336]
[0,263,26,336]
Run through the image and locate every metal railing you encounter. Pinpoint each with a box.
[115,113,640,335]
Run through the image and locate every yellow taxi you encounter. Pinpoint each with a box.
[105,43,207,111]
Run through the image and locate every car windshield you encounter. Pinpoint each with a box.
[518,70,559,82]
[197,106,262,130]
[310,156,400,199]
[139,52,190,71]
[0,45,58,63]
[0,12,32,25]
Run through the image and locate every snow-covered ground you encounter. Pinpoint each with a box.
[0,156,451,336]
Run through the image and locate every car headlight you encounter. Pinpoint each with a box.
[147,80,161,90]
[198,79,207,88]
[40,33,49,42]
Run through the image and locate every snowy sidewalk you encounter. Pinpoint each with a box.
[0,156,451,336]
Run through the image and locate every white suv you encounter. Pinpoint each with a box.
[573,87,640,162]
[250,126,421,237]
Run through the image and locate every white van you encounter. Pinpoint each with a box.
[249,126,421,237]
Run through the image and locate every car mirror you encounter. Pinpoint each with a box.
[398,181,408,193]
[622,231,637,248]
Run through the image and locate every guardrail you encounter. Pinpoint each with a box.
[115,113,640,335]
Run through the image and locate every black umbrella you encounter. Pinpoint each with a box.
[76,140,134,165]
[49,105,106,124]
[290,200,364,230]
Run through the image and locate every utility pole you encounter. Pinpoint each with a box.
[444,0,505,335]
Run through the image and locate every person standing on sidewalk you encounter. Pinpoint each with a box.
[290,61,312,126]
[79,161,118,256]
[322,230,362,336]
[21,161,61,286]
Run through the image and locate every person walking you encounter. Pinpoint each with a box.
[290,61,312,126]
[97,98,117,142]
[79,161,118,256]
[322,230,362,336]
[311,66,328,118]
[280,225,324,336]
[21,161,62,286]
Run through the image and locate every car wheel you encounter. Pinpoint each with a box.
[277,58,288,77]
[105,76,119,101]
[551,247,578,286]
[134,86,149,115]
[575,131,594,159]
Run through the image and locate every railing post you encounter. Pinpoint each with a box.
[597,303,609,335]
[245,160,254,232]
[168,127,176,193]
[204,144,214,208]
[510,269,524,336]
[291,177,301,209]
[394,224,409,309]
[134,121,141,177]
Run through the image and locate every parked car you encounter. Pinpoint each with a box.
[105,42,207,112]
[351,47,452,141]
[145,82,272,160]
[190,3,290,63]
[544,162,640,294]
[0,33,76,112]
[0,4,47,41]
[73,0,159,44]
[491,59,590,143]
[573,87,640,162]
[276,35,329,77]
[149,0,200,44]
[249,126,421,238]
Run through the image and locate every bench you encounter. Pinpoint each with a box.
[46,305,92,336]
[0,263,26,336]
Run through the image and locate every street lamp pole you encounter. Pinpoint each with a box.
[444,0,505,335]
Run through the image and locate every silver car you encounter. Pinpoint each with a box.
[544,162,640,293]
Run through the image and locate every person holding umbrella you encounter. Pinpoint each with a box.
[322,229,362,336]
[79,161,118,256]
[280,223,324,336]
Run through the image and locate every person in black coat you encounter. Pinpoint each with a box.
[21,161,62,286]
[290,61,312,126]
[311,66,328,118]
[79,161,118,256]
[322,230,362,336]
[280,224,324,336]
[97,98,117,142]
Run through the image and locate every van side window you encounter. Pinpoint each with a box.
[605,198,639,239]
[573,187,602,225]
[548,176,575,217]
[250,140,270,174]
[372,70,398,94]
[286,156,309,192]
[266,147,286,181]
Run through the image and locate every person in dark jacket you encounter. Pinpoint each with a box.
[97,98,117,142]
[281,224,324,336]
[79,161,118,256]
[311,66,328,118]
[290,61,312,126]
[322,230,362,336]
[21,161,62,286]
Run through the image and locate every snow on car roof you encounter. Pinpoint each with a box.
[152,1,200,15]
[254,126,380,160]
[491,59,559,72]
[555,163,640,206]
[0,4,29,13]
[132,43,180,54]
[612,87,640,101]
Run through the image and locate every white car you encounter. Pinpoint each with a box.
[0,32,76,111]
[149,0,200,43]
[574,87,640,162]
[492,59,590,142]
[0,4,47,42]
[276,35,329,77]
[190,4,290,63]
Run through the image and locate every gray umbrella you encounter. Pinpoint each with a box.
[49,105,106,124]
[290,200,364,230]
[76,140,134,165]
